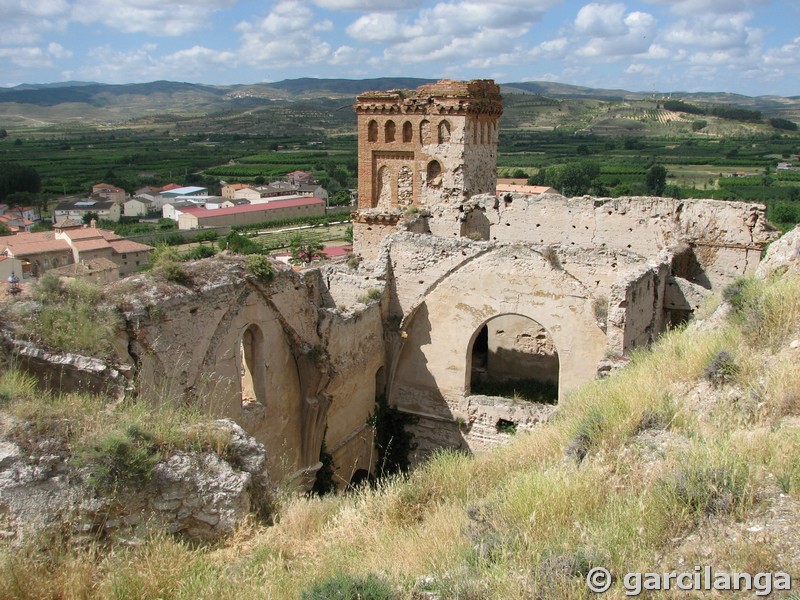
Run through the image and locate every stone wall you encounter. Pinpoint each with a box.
[109,257,384,487]
[453,193,775,289]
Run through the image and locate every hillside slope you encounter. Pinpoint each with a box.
[0,227,798,599]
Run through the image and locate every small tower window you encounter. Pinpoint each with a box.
[438,120,451,143]
[402,121,413,143]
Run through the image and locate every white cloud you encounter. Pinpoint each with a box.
[346,0,557,70]
[646,0,767,16]
[74,43,239,82]
[0,0,70,43]
[573,6,656,60]
[0,46,54,69]
[763,37,800,67]
[329,45,368,65]
[236,1,334,68]
[311,0,422,10]
[575,3,628,37]
[71,0,235,36]
[46,42,72,59]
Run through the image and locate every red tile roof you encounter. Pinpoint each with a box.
[108,239,152,253]
[181,196,325,217]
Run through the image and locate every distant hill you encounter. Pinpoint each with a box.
[0,77,798,133]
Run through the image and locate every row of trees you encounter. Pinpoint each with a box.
[528,162,667,197]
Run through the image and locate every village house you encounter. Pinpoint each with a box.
[123,196,155,217]
[53,198,122,223]
[286,170,316,186]
[161,186,208,200]
[177,196,325,230]
[2,226,152,277]
[91,183,126,204]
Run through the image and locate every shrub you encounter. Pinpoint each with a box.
[704,349,739,387]
[300,573,397,600]
[722,278,749,310]
[300,573,395,600]
[245,254,274,283]
[181,245,216,260]
[357,288,382,304]
[151,245,192,286]
[75,424,162,492]
[541,245,562,270]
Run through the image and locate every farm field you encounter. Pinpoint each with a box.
[1,94,799,231]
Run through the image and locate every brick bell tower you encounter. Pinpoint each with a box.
[351,79,503,259]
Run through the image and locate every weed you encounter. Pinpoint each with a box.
[74,424,162,492]
[345,253,361,269]
[245,254,274,283]
[358,288,382,304]
[704,349,739,387]
[541,245,562,270]
[300,572,396,600]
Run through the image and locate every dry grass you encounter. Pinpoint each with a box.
[1,272,799,599]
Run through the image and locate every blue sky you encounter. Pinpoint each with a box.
[1,0,798,96]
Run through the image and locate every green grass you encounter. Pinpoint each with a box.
[1,270,798,598]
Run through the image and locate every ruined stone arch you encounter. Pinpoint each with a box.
[426,160,442,188]
[467,314,559,402]
[420,119,431,145]
[367,120,378,142]
[402,121,413,143]
[388,246,606,422]
[438,119,451,144]
[385,120,396,143]
[375,165,392,208]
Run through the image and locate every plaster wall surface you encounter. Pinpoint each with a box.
[388,244,608,459]
[112,258,384,486]
[451,193,774,289]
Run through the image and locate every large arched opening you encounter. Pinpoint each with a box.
[467,314,559,403]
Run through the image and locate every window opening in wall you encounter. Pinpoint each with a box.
[438,120,451,143]
[368,120,378,142]
[385,120,396,143]
[402,121,413,143]
[468,314,559,404]
[426,160,442,188]
[420,119,431,145]
[240,323,266,412]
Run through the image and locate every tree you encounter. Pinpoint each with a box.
[0,163,41,201]
[528,161,600,197]
[329,190,352,207]
[289,234,325,265]
[82,211,99,225]
[646,165,668,196]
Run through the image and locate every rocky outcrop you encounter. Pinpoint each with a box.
[756,225,800,277]
[0,419,270,544]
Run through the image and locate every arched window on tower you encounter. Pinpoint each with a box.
[367,120,378,142]
[402,121,413,143]
[385,120,396,143]
[426,160,442,188]
[438,120,451,143]
[420,119,431,145]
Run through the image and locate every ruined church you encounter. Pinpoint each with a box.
[101,80,774,488]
